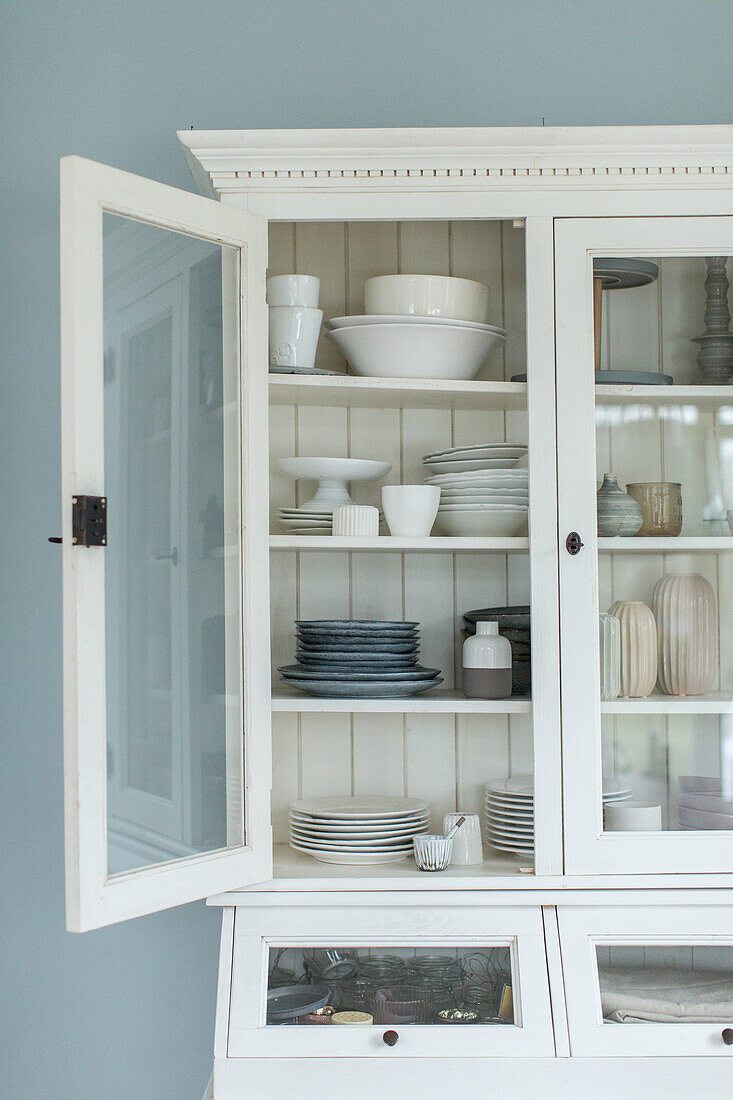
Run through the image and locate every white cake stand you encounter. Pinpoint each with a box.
[276,457,392,512]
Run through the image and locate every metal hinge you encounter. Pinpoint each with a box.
[72,495,107,546]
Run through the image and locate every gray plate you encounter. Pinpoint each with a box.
[283,677,444,698]
[592,258,660,288]
[511,370,673,386]
[267,983,332,1021]
[296,650,418,663]
[281,664,440,681]
[297,640,418,653]
[296,619,419,631]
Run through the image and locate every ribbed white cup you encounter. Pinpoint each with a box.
[413,834,453,871]
[332,505,379,537]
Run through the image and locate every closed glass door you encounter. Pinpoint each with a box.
[556,216,733,874]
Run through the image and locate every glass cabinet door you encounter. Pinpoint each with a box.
[556,216,733,875]
[61,157,271,929]
[558,905,733,1057]
[227,905,555,1057]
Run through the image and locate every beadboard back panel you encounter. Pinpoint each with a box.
[267,220,533,844]
[596,255,733,829]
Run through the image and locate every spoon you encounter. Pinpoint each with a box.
[443,816,466,841]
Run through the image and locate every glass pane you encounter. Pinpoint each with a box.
[266,946,515,1026]
[103,212,242,875]
[596,944,733,1023]
[592,254,733,836]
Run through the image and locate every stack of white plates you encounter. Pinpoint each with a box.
[677,776,733,830]
[484,776,632,857]
[289,796,431,865]
[278,506,333,534]
[422,444,529,537]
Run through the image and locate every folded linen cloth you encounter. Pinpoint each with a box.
[600,965,733,1023]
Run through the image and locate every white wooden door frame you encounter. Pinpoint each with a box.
[61,156,272,930]
[558,904,733,1056]
[555,215,733,876]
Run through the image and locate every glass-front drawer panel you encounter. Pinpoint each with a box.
[596,944,733,1025]
[266,945,515,1026]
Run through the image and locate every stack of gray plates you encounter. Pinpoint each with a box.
[279,619,443,698]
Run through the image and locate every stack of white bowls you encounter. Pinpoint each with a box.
[422,443,529,536]
[267,275,324,373]
[324,274,506,381]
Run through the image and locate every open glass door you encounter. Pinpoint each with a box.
[556,215,733,875]
[60,157,271,929]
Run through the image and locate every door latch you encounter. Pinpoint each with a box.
[72,495,107,546]
[565,531,584,556]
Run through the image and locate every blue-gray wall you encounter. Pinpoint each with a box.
[2,2,731,1096]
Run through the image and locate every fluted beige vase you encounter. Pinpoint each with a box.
[652,573,717,695]
[607,600,658,698]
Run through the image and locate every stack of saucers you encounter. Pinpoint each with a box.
[278,619,443,698]
[484,776,632,859]
[278,506,333,534]
[422,444,529,537]
[289,796,431,865]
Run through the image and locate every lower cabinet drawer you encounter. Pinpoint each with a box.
[558,905,733,1057]
[227,904,555,1058]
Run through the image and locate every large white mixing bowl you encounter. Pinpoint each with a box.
[326,321,505,381]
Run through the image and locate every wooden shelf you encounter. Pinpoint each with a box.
[268,844,532,886]
[272,685,531,713]
[594,384,733,407]
[601,692,733,714]
[269,373,527,411]
[599,537,733,552]
[270,535,529,552]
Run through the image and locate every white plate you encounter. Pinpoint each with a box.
[290,822,430,838]
[290,829,419,845]
[290,796,429,819]
[290,813,430,830]
[326,314,507,336]
[486,838,534,856]
[422,446,526,464]
[438,503,528,512]
[428,476,529,490]
[424,457,521,474]
[289,841,411,865]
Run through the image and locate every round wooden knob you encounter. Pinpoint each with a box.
[722,1027,733,1045]
[382,1030,399,1046]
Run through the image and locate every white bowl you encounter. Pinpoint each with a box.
[365,275,490,323]
[436,509,527,537]
[382,485,441,537]
[267,274,320,308]
[325,322,505,381]
[327,314,506,336]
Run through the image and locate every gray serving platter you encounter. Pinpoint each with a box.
[283,676,444,698]
[280,664,440,681]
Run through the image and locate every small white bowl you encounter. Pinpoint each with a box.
[413,834,453,871]
[326,321,505,381]
[267,274,320,308]
[332,505,379,537]
[382,485,441,537]
[365,274,489,323]
[604,802,662,831]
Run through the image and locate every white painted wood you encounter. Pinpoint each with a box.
[542,906,571,1057]
[559,905,733,1057]
[211,1055,733,1100]
[214,908,235,1060]
[599,537,733,551]
[555,214,733,878]
[60,157,271,930]
[227,904,554,1058]
[270,535,530,552]
[271,687,531,713]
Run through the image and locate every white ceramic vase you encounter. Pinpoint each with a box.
[599,612,621,700]
[607,600,657,698]
[652,573,717,696]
